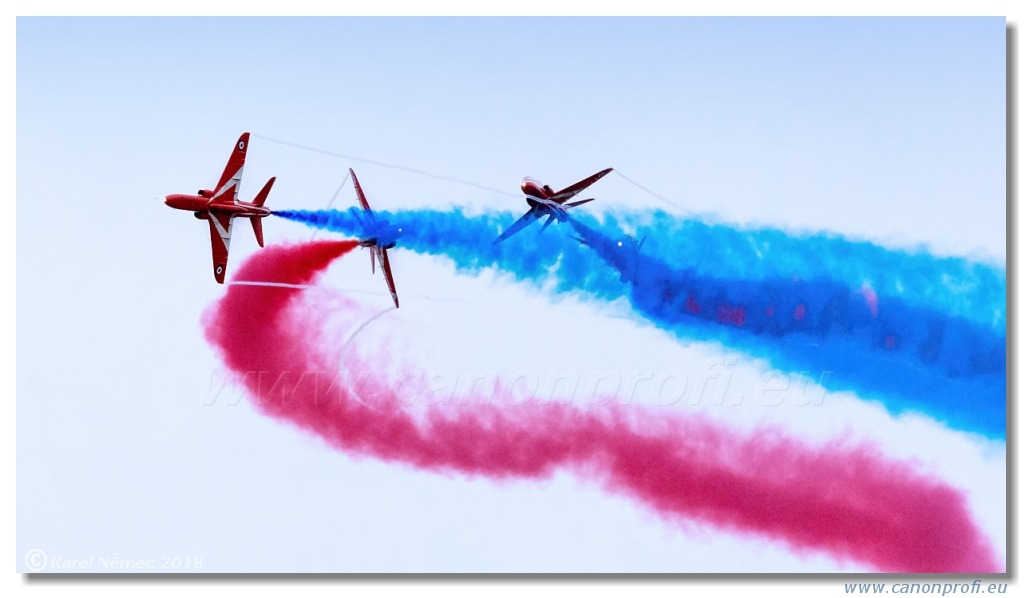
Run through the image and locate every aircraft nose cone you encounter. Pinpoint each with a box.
[163,194,184,209]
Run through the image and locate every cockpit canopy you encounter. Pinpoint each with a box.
[520,177,553,199]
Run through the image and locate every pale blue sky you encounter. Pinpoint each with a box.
[16,16,1007,577]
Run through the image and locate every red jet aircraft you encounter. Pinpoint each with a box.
[164,132,275,283]
[493,167,613,243]
[349,169,403,308]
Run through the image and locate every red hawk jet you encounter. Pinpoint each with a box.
[164,132,275,283]
[493,167,613,244]
[349,169,403,308]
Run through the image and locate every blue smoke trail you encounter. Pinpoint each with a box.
[274,207,1006,439]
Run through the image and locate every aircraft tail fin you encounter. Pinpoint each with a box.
[253,177,275,207]
[250,217,264,247]
[567,197,595,209]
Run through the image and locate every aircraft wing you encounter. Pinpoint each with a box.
[493,208,540,244]
[379,247,399,308]
[350,168,372,212]
[211,132,250,205]
[550,168,613,203]
[206,212,234,284]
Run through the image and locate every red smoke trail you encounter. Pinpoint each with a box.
[203,241,1000,573]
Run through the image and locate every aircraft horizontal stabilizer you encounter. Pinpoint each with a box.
[251,217,264,247]
[567,198,595,209]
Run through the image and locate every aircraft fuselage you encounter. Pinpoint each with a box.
[164,193,271,219]
[522,178,570,221]
[349,206,402,249]
[358,236,398,250]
